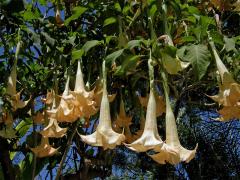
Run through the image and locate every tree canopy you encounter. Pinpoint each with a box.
[0,0,240,179]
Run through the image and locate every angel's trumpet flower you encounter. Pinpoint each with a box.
[138,94,165,117]
[30,136,58,158]
[47,77,78,122]
[80,61,125,150]
[208,39,240,120]
[150,74,197,165]
[126,89,168,152]
[125,57,171,153]
[40,118,67,138]
[113,99,135,143]
[69,60,97,119]
[6,43,30,111]
[41,90,54,105]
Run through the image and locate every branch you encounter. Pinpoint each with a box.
[55,121,78,180]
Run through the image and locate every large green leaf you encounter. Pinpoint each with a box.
[103,17,117,27]
[114,55,140,76]
[15,118,32,137]
[105,49,124,64]
[82,40,103,54]
[224,36,236,52]
[127,40,143,49]
[64,6,87,26]
[72,49,84,61]
[184,44,211,80]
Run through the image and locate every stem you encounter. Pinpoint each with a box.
[102,60,107,94]
[148,48,155,91]
[55,122,78,180]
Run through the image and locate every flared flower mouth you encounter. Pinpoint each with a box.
[65,60,98,121]
[208,39,240,121]
[80,61,125,150]
[150,74,198,165]
[47,76,79,122]
[30,136,59,158]
[6,60,30,112]
[40,118,67,138]
[125,56,168,152]
[125,90,166,152]
[113,99,144,143]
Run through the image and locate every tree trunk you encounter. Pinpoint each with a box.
[0,137,15,180]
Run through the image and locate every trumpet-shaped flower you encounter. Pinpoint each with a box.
[69,61,98,119]
[40,118,67,138]
[150,92,197,165]
[113,99,137,143]
[80,62,125,150]
[30,136,58,158]
[209,40,240,120]
[47,77,79,122]
[125,89,168,152]
[6,60,30,111]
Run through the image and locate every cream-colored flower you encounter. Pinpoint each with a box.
[113,99,136,143]
[40,118,67,138]
[47,77,79,122]
[30,136,58,158]
[6,60,30,111]
[209,40,240,121]
[150,94,197,165]
[69,61,98,119]
[80,62,125,150]
[125,89,168,152]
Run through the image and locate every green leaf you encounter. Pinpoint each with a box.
[19,153,33,180]
[15,118,32,137]
[72,49,84,61]
[103,17,117,27]
[127,40,142,49]
[65,6,87,26]
[179,36,196,43]
[82,40,103,54]
[40,32,55,47]
[162,54,182,75]
[114,55,140,76]
[105,49,124,64]
[150,4,157,17]
[21,10,40,21]
[224,36,236,52]
[184,44,211,80]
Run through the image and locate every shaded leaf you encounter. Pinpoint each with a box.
[105,49,124,64]
[65,6,87,26]
[82,40,103,54]
[127,40,142,49]
[103,17,117,27]
[185,44,211,80]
